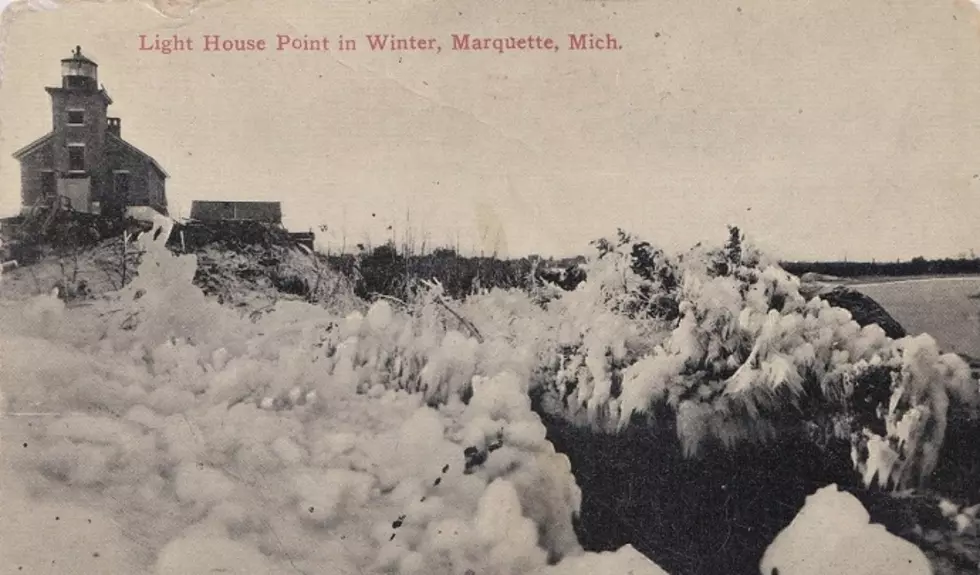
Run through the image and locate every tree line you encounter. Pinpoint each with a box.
[781,256,980,278]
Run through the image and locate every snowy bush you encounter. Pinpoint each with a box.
[2,218,666,575]
[528,230,979,491]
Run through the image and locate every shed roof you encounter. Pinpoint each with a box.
[190,201,283,223]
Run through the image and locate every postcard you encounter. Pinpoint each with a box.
[1,1,978,574]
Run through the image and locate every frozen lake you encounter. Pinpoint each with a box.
[853,276,980,359]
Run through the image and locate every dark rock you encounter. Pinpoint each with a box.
[800,284,907,339]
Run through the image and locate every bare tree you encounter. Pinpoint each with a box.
[93,231,139,291]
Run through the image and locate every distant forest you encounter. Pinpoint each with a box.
[781,256,980,278]
[319,235,980,302]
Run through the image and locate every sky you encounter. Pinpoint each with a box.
[1,0,979,260]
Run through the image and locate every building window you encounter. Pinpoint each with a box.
[40,171,56,198]
[68,144,85,172]
[113,171,131,201]
[67,110,85,125]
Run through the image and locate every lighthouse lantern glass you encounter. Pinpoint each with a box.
[62,60,96,79]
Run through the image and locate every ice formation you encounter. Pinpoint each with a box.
[759,484,932,575]
[2,223,974,573]
[0,220,668,574]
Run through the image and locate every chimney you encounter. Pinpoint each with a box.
[107,117,121,136]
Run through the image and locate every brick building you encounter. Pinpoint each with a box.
[11,47,168,218]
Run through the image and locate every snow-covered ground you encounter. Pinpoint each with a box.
[0,221,668,574]
[1,221,965,574]
[761,485,931,575]
[1,424,147,574]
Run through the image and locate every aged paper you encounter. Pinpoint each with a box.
[1,1,979,574]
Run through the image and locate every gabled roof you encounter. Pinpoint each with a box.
[12,132,53,160]
[12,131,169,179]
[107,132,169,178]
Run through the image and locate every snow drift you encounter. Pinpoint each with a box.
[760,484,932,575]
[2,222,976,574]
[0,220,666,574]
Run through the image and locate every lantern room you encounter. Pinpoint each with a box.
[61,45,98,91]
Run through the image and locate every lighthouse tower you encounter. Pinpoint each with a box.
[12,47,168,218]
[40,46,113,211]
